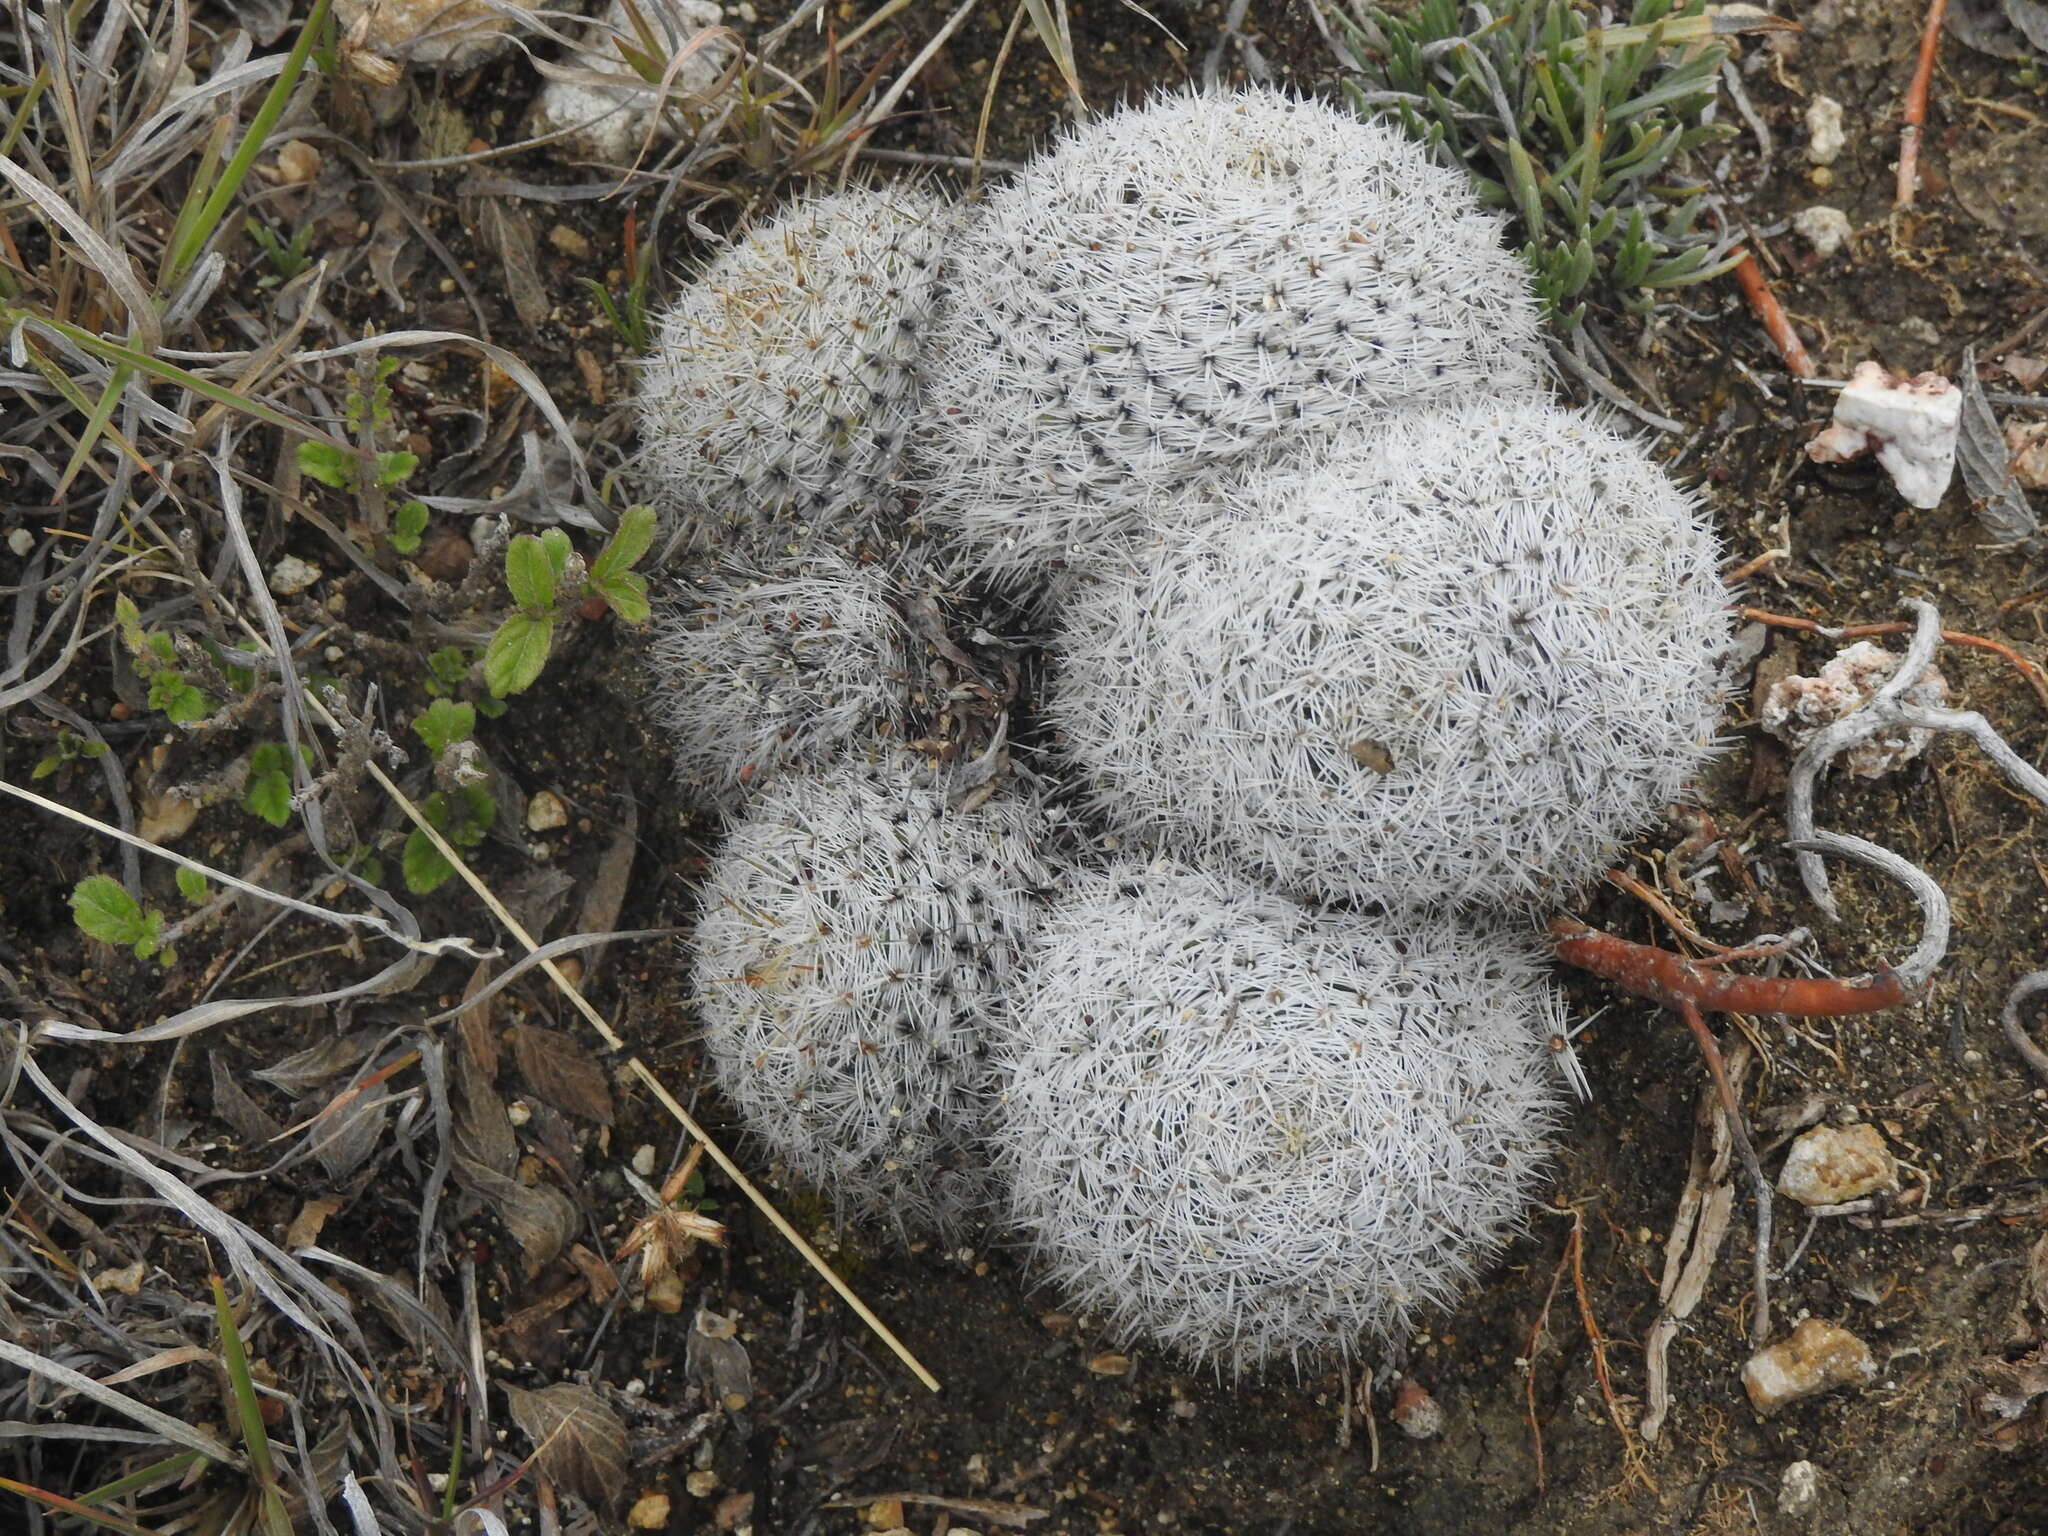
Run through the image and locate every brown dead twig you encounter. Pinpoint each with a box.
[1732,249,1816,379]
[1896,0,1950,209]
[1522,1204,1652,1493]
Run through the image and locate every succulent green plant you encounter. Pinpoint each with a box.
[1319,0,1745,332]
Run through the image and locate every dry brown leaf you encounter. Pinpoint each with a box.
[256,1029,378,1095]
[453,1043,518,1176]
[458,959,498,1078]
[455,1155,578,1275]
[209,1053,284,1144]
[567,797,639,993]
[503,1382,628,1512]
[509,1023,614,1125]
[285,1196,344,1252]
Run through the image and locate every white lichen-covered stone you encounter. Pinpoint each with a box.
[1760,639,1949,779]
[639,185,954,554]
[1804,95,1847,166]
[1806,360,1962,509]
[1742,1318,1876,1415]
[337,0,533,69]
[915,86,1547,581]
[992,861,1567,1373]
[526,0,730,163]
[1047,397,1730,911]
[1776,1123,1898,1206]
[692,758,1052,1237]
[1792,205,1853,259]
[645,553,912,805]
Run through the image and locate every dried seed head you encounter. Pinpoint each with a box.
[638,185,955,557]
[914,86,1546,580]
[992,861,1567,1373]
[1047,396,1731,909]
[692,757,1054,1238]
[645,552,913,807]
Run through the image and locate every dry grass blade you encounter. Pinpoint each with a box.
[0,1337,235,1464]
[1018,0,1084,111]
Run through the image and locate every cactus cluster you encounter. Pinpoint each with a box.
[1049,397,1729,910]
[637,184,954,558]
[994,863,1566,1370]
[915,91,1545,580]
[690,756,1052,1235]
[638,83,1731,1372]
[645,551,912,805]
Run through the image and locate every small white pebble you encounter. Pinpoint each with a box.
[324,645,345,663]
[631,1143,658,1177]
[6,528,33,558]
[1805,95,1846,165]
[268,554,322,596]
[507,1100,532,1127]
[1792,205,1853,259]
[526,789,570,832]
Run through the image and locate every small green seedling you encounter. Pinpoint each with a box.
[402,698,495,894]
[424,645,507,717]
[295,354,428,548]
[114,595,212,724]
[403,786,496,895]
[484,506,656,699]
[71,875,174,965]
[241,741,312,828]
[177,866,211,903]
[581,209,655,351]
[31,731,109,780]
[245,215,315,286]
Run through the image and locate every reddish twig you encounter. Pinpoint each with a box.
[1738,607,2048,715]
[1550,917,1916,1344]
[1522,1245,1570,1492]
[1896,0,1950,209]
[1732,249,1816,379]
[1564,1207,1647,1485]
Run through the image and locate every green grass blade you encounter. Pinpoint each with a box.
[0,1475,159,1536]
[6,307,345,445]
[73,1450,210,1508]
[164,0,333,289]
[54,359,134,497]
[210,1274,293,1536]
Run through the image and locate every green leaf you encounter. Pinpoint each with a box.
[150,674,211,725]
[484,612,554,697]
[589,505,657,583]
[135,909,166,962]
[113,595,144,652]
[72,875,146,947]
[475,694,508,719]
[374,449,418,488]
[243,768,292,828]
[504,535,558,610]
[403,827,456,894]
[393,500,429,555]
[449,785,497,847]
[176,867,210,904]
[594,571,651,625]
[539,527,573,579]
[428,646,470,688]
[32,754,62,780]
[414,698,476,755]
[296,440,352,489]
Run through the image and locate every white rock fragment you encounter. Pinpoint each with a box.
[7,527,33,558]
[631,1143,658,1177]
[1805,95,1846,166]
[1805,360,1962,509]
[268,554,323,596]
[1759,639,1950,778]
[526,0,729,163]
[336,0,534,69]
[1742,1318,1877,1415]
[525,789,570,832]
[1792,205,1853,259]
[1776,1123,1898,1206]
[1778,1460,1823,1516]
[1390,1379,1446,1439]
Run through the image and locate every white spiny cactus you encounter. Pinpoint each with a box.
[992,861,1567,1373]
[914,86,1547,580]
[691,757,1053,1236]
[638,185,954,555]
[646,552,912,805]
[1048,396,1731,910]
